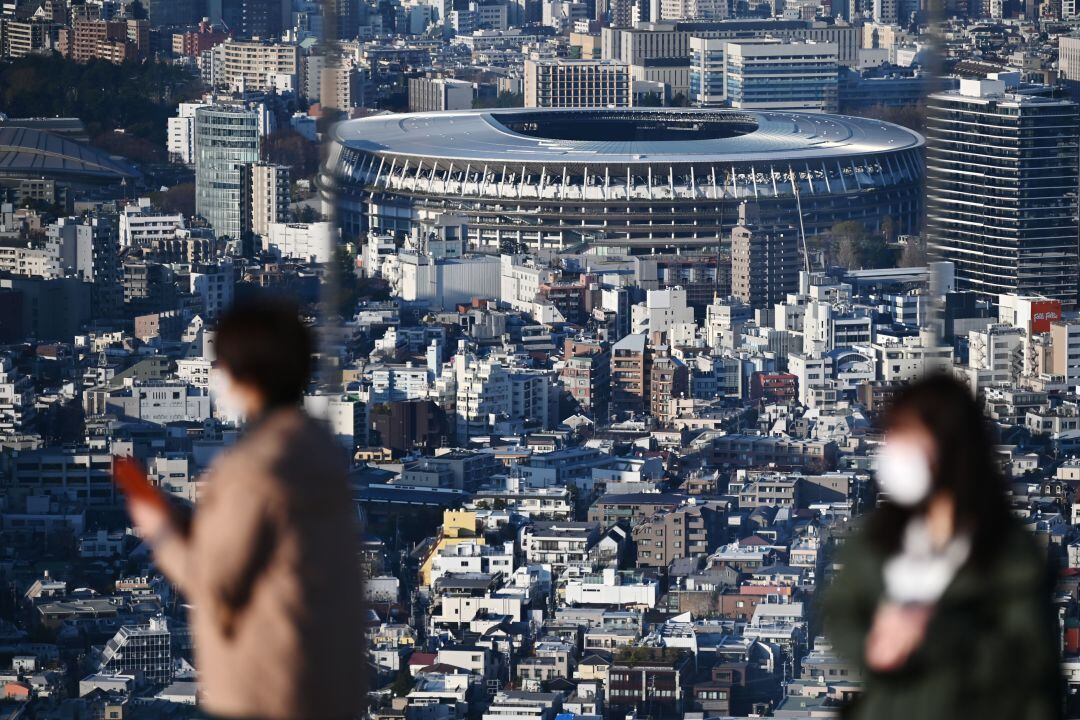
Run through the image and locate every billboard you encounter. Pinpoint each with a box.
[1031,300,1062,334]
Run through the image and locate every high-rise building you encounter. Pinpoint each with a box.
[730,203,800,309]
[212,0,289,39]
[240,162,291,243]
[926,76,1080,306]
[872,0,897,23]
[325,0,367,39]
[1058,35,1080,99]
[524,58,632,108]
[49,216,122,318]
[98,617,172,686]
[194,105,261,240]
[606,0,634,26]
[141,0,203,27]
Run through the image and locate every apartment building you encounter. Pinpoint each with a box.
[58,19,146,63]
[927,75,1080,305]
[561,338,611,418]
[240,162,291,240]
[632,502,727,568]
[211,39,300,93]
[611,333,650,417]
[2,19,52,58]
[730,206,800,309]
[607,649,693,718]
[524,59,632,108]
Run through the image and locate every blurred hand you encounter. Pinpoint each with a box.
[866,602,933,672]
[128,497,173,544]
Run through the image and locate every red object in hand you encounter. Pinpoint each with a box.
[113,455,171,512]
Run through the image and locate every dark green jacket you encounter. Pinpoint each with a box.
[824,519,1062,720]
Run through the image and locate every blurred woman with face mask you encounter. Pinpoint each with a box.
[825,375,1061,720]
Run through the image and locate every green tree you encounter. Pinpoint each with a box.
[149,183,196,218]
[0,55,202,151]
[263,129,321,181]
[831,220,896,270]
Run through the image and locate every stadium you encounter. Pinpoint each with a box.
[0,126,139,186]
[322,108,925,251]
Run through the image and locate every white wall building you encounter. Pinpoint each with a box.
[119,198,185,248]
[265,222,336,263]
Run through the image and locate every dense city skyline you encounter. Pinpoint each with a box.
[0,0,1079,717]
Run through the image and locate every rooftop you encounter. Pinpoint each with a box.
[331,108,923,166]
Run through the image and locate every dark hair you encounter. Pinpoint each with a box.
[867,374,1011,566]
[213,298,313,409]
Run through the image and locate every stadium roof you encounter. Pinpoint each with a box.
[332,108,924,166]
[0,126,139,183]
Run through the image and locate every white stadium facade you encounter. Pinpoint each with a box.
[321,107,925,252]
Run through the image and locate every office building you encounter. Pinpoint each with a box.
[98,617,172,686]
[872,0,897,23]
[659,0,728,21]
[1060,35,1080,98]
[141,0,203,27]
[119,198,185,248]
[264,222,335,262]
[212,0,290,40]
[194,105,261,240]
[691,38,839,111]
[524,58,632,108]
[926,77,1080,306]
[407,77,474,112]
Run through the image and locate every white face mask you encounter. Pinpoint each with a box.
[875,439,933,507]
[209,368,247,422]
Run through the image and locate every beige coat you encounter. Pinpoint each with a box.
[154,408,365,720]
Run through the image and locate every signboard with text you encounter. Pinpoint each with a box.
[1031,300,1062,334]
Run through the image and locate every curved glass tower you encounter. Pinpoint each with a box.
[194,105,260,241]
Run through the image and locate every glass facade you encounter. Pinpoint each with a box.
[194,105,260,241]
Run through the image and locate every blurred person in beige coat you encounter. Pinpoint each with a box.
[126,299,365,720]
